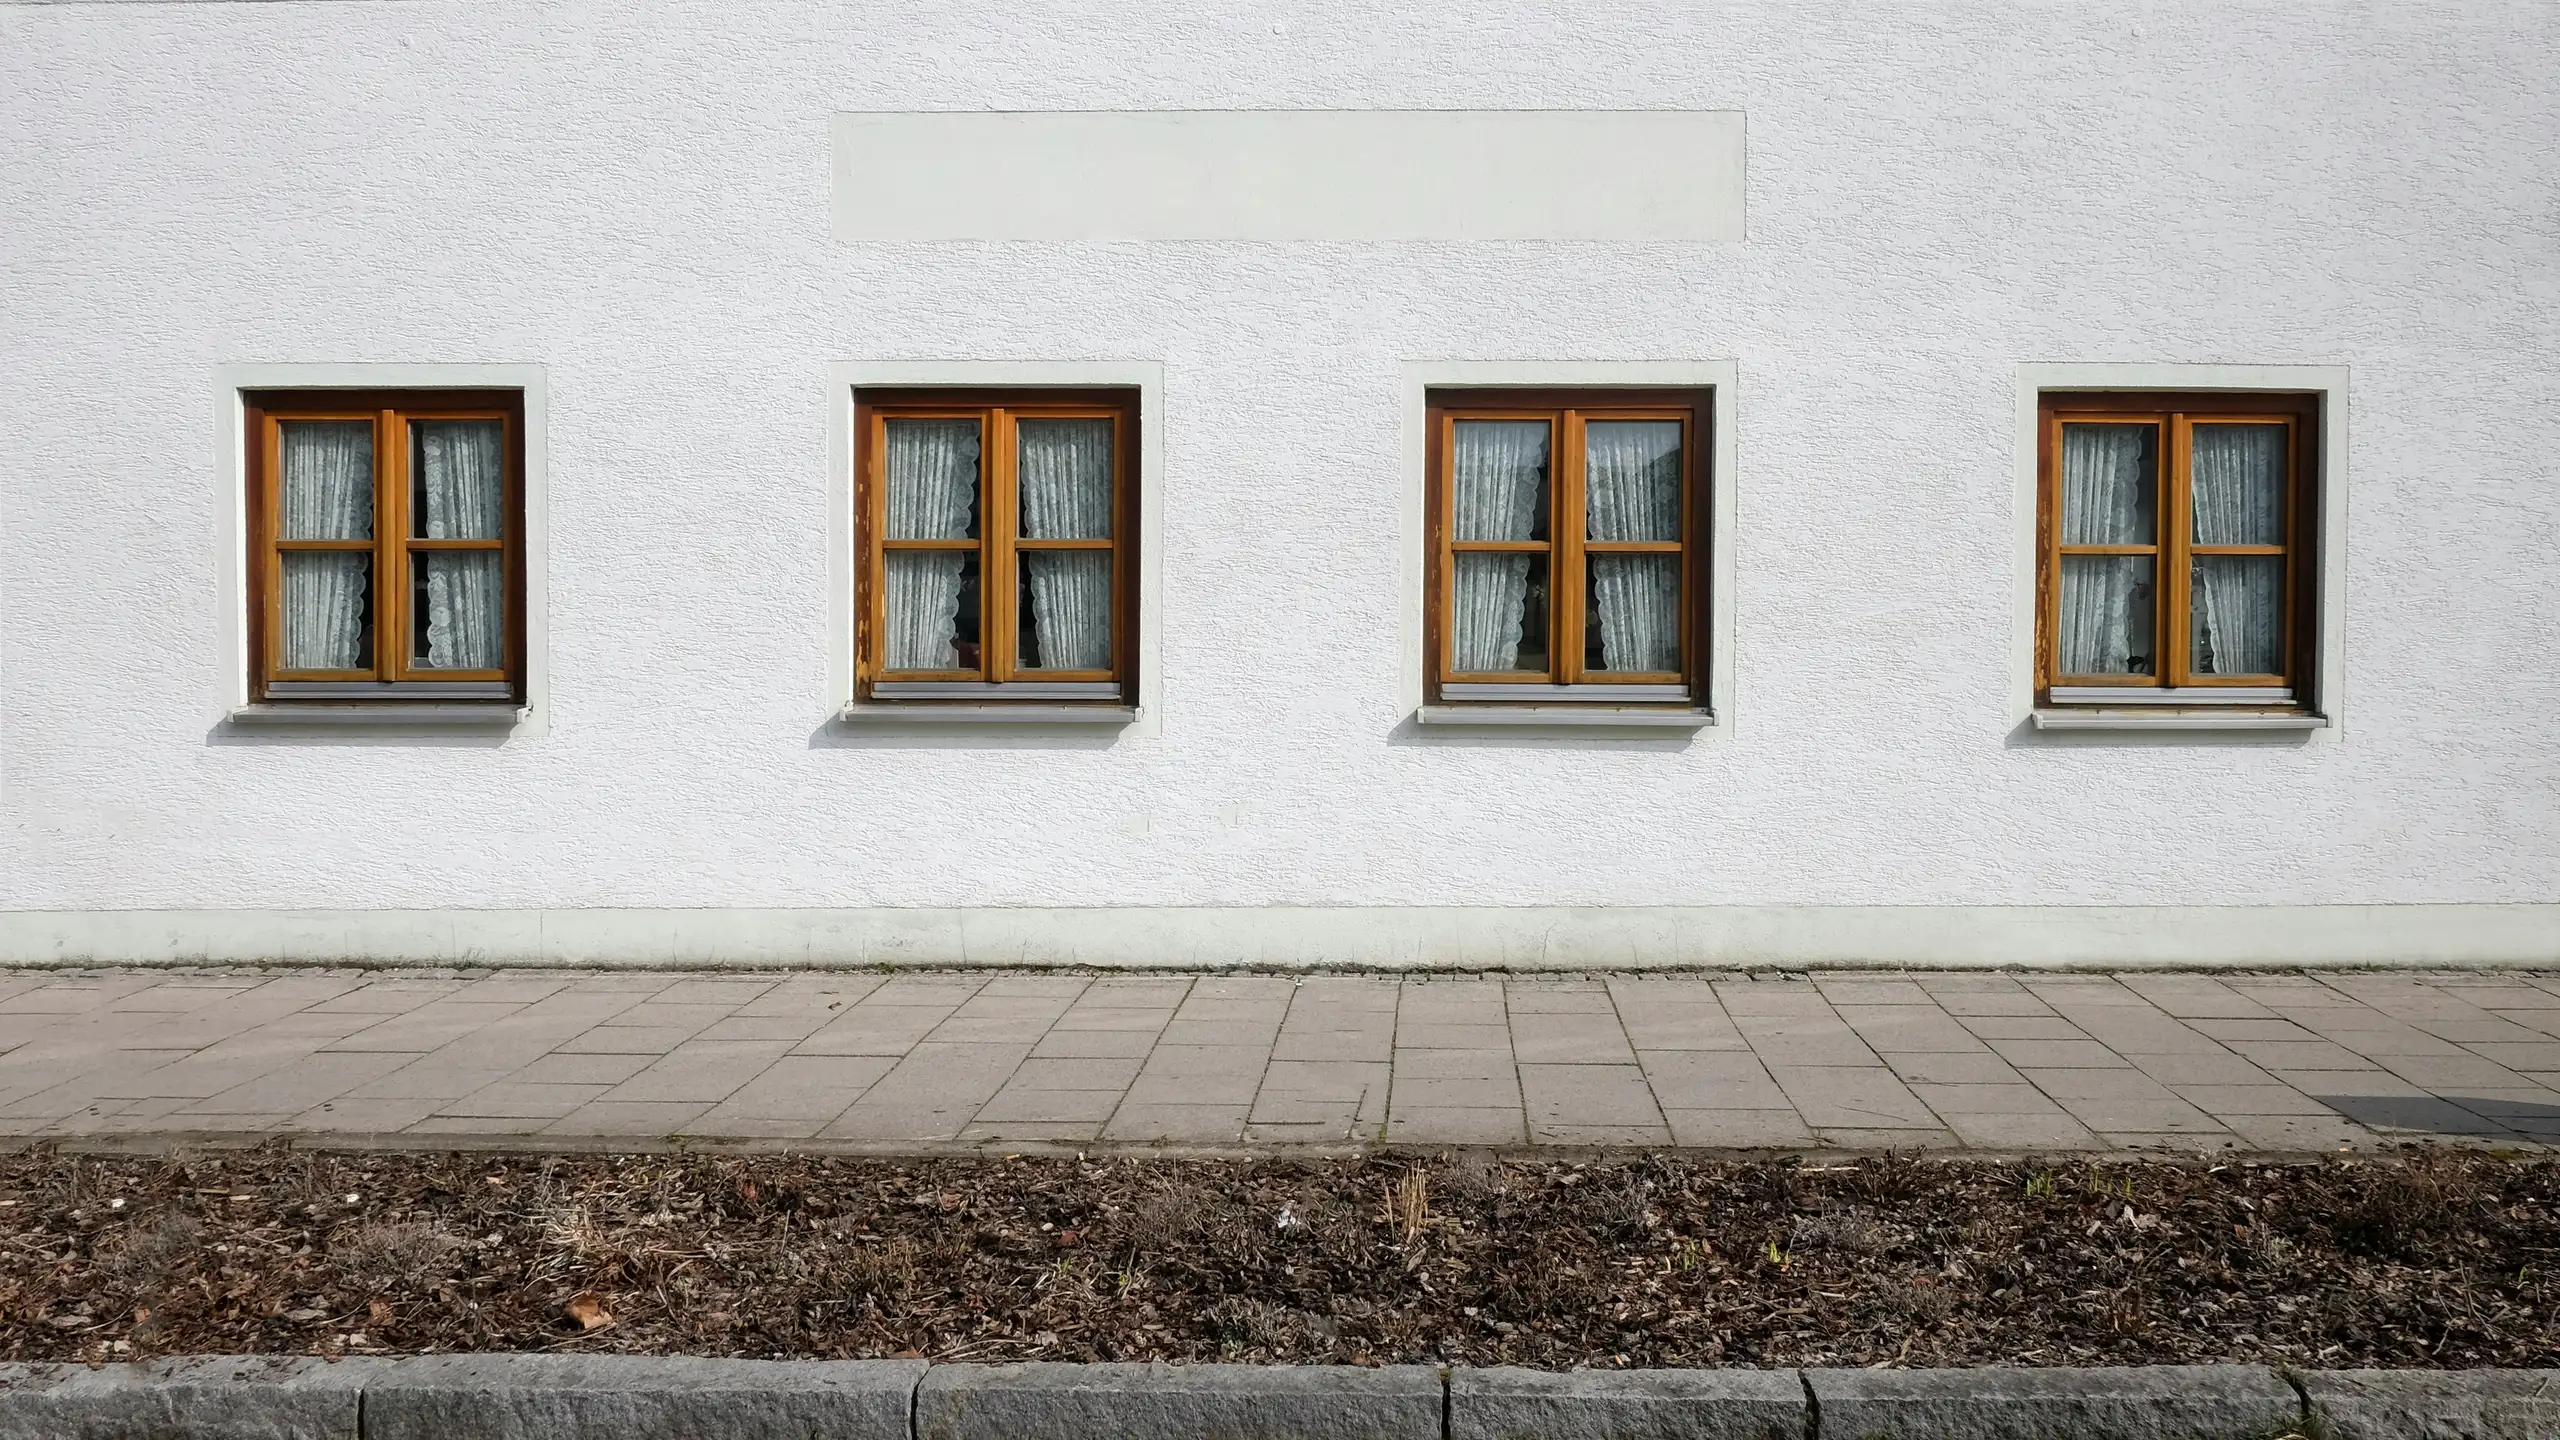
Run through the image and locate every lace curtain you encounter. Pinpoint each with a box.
[1582,421,1682,672]
[1450,420,1547,671]
[2056,424,2157,675]
[414,420,506,669]
[1016,418,1113,670]
[882,419,980,669]
[278,421,374,669]
[2189,424,2285,675]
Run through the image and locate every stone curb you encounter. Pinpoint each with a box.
[0,1358,2549,1438]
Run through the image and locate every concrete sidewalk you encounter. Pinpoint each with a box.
[0,968,2554,1153]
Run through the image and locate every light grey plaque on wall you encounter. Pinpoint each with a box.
[832,110,1745,242]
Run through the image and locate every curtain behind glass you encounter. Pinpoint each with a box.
[2056,424,2156,675]
[413,420,506,669]
[278,421,374,669]
[2190,424,2286,675]
[1017,418,1113,670]
[882,419,980,669]
[1583,421,1682,672]
[1450,421,1547,671]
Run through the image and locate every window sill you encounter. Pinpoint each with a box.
[1415,705,1713,731]
[228,704,526,728]
[2031,708,2326,732]
[836,704,1140,727]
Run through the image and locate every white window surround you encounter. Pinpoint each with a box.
[827,361,1165,735]
[2011,363,2348,740]
[213,363,550,737]
[1400,360,1739,736]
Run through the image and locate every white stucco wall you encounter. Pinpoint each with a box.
[2,0,2555,965]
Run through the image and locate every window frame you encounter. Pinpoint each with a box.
[853,387,1140,704]
[1423,387,1711,705]
[243,388,527,705]
[2035,389,2320,708]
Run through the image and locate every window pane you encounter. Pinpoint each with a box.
[1585,553,1680,672]
[411,550,505,670]
[883,418,980,540]
[1453,552,1547,672]
[280,551,372,669]
[1017,418,1113,540]
[1018,551,1112,670]
[2059,423,2155,545]
[278,420,374,540]
[2056,554,2155,676]
[411,419,506,540]
[2190,424,2286,546]
[2192,555,2283,675]
[1583,421,1682,542]
[1452,420,1549,541]
[883,551,977,670]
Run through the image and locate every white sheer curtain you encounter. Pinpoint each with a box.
[1451,420,1547,671]
[882,419,979,669]
[414,420,506,670]
[278,421,374,669]
[1016,418,1113,670]
[2189,424,2285,675]
[2056,424,2157,675]
[1583,421,1682,672]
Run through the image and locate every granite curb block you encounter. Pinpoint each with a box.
[916,1361,1445,1439]
[0,1358,2551,1438]
[2299,1369,2560,1440]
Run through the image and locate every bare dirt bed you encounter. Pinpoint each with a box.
[2,1146,2553,1370]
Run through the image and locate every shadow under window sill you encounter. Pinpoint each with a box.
[227,704,526,729]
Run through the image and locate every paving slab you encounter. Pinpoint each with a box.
[0,967,2553,1155]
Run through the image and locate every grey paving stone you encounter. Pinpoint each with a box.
[1451,1365,1805,1440]
[1806,1364,2300,1439]
[362,1354,921,1439]
[2304,1368,2560,1440]
[916,1361,1441,1440]
[0,1354,368,1439]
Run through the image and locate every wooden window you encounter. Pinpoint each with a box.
[1425,389,1710,704]
[2037,391,2319,707]
[855,389,1138,703]
[245,390,525,704]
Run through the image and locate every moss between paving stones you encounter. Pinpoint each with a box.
[2,1146,2553,1370]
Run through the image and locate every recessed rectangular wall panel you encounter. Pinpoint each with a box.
[832,110,1746,242]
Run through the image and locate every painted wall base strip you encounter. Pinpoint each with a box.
[0,905,2552,971]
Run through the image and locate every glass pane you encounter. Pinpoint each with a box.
[883,418,980,540]
[278,420,374,540]
[1452,552,1547,673]
[1018,551,1113,670]
[2059,423,2156,545]
[411,419,506,539]
[280,551,372,670]
[882,551,978,671]
[1452,420,1549,541]
[411,550,505,670]
[2056,554,2155,676]
[1585,553,1681,672]
[2191,555,2283,675]
[2190,424,2286,546]
[1016,418,1113,540]
[1583,421,1682,542]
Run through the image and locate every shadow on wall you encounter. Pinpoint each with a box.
[2317,1094,2560,1144]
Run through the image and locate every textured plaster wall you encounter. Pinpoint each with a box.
[1,0,2555,914]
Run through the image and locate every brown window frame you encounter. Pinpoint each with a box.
[2035,390,2321,707]
[244,389,527,705]
[1424,387,1712,705]
[854,387,1140,704]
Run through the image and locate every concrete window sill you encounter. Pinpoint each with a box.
[228,705,526,729]
[836,705,1140,727]
[1415,705,1713,731]
[2031,708,2327,732]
